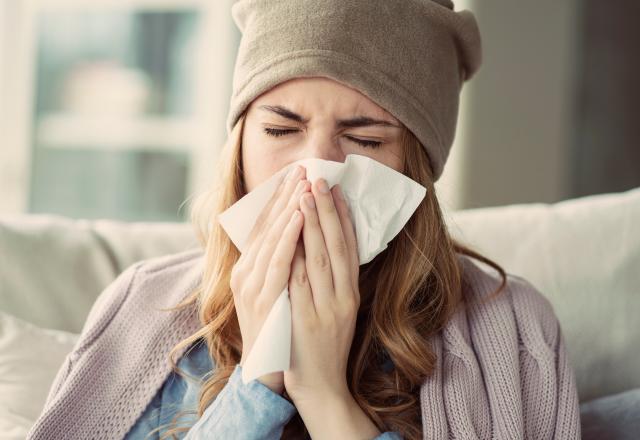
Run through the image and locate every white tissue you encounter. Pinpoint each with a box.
[217,154,427,384]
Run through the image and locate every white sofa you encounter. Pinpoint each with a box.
[1,186,639,438]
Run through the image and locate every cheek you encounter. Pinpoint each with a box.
[343,145,402,173]
[381,144,403,173]
[242,130,304,191]
[387,151,403,173]
[242,144,289,193]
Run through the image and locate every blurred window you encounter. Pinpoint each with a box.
[30,9,199,221]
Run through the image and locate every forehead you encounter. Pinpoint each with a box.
[249,76,400,123]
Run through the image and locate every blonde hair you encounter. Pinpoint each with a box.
[145,111,507,440]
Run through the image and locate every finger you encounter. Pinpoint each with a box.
[248,178,310,299]
[260,209,304,308]
[232,170,292,295]
[310,178,351,301]
[332,184,360,294]
[245,165,304,251]
[299,188,334,315]
[243,165,306,267]
[288,239,315,319]
[244,169,288,246]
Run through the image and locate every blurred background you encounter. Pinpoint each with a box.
[1,0,638,221]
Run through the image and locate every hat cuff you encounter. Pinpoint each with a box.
[226,48,447,181]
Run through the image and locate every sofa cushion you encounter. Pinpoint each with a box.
[580,387,640,440]
[0,311,79,439]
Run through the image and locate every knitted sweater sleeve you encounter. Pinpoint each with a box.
[183,364,403,439]
[510,275,582,439]
[40,262,142,410]
[420,271,582,439]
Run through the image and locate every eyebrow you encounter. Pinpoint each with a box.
[258,105,400,128]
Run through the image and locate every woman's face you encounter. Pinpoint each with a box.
[241,76,404,192]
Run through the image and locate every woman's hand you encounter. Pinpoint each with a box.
[230,164,309,395]
[284,177,361,406]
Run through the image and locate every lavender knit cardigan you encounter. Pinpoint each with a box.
[26,248,582,439]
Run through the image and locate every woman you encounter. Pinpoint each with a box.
[28,0,582,439]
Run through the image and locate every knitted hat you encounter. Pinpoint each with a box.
[226,0,482,182]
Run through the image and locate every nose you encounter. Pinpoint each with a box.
[303,136,347,163]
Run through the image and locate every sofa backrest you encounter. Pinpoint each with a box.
[0,214,197,333]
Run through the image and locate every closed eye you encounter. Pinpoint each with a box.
[263,127,382,149]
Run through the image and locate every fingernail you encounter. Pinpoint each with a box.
[318,178,330,193]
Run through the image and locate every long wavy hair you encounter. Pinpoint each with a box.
[145,110,507,440]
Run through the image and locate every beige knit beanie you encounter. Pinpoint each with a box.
[226,0,482,182]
